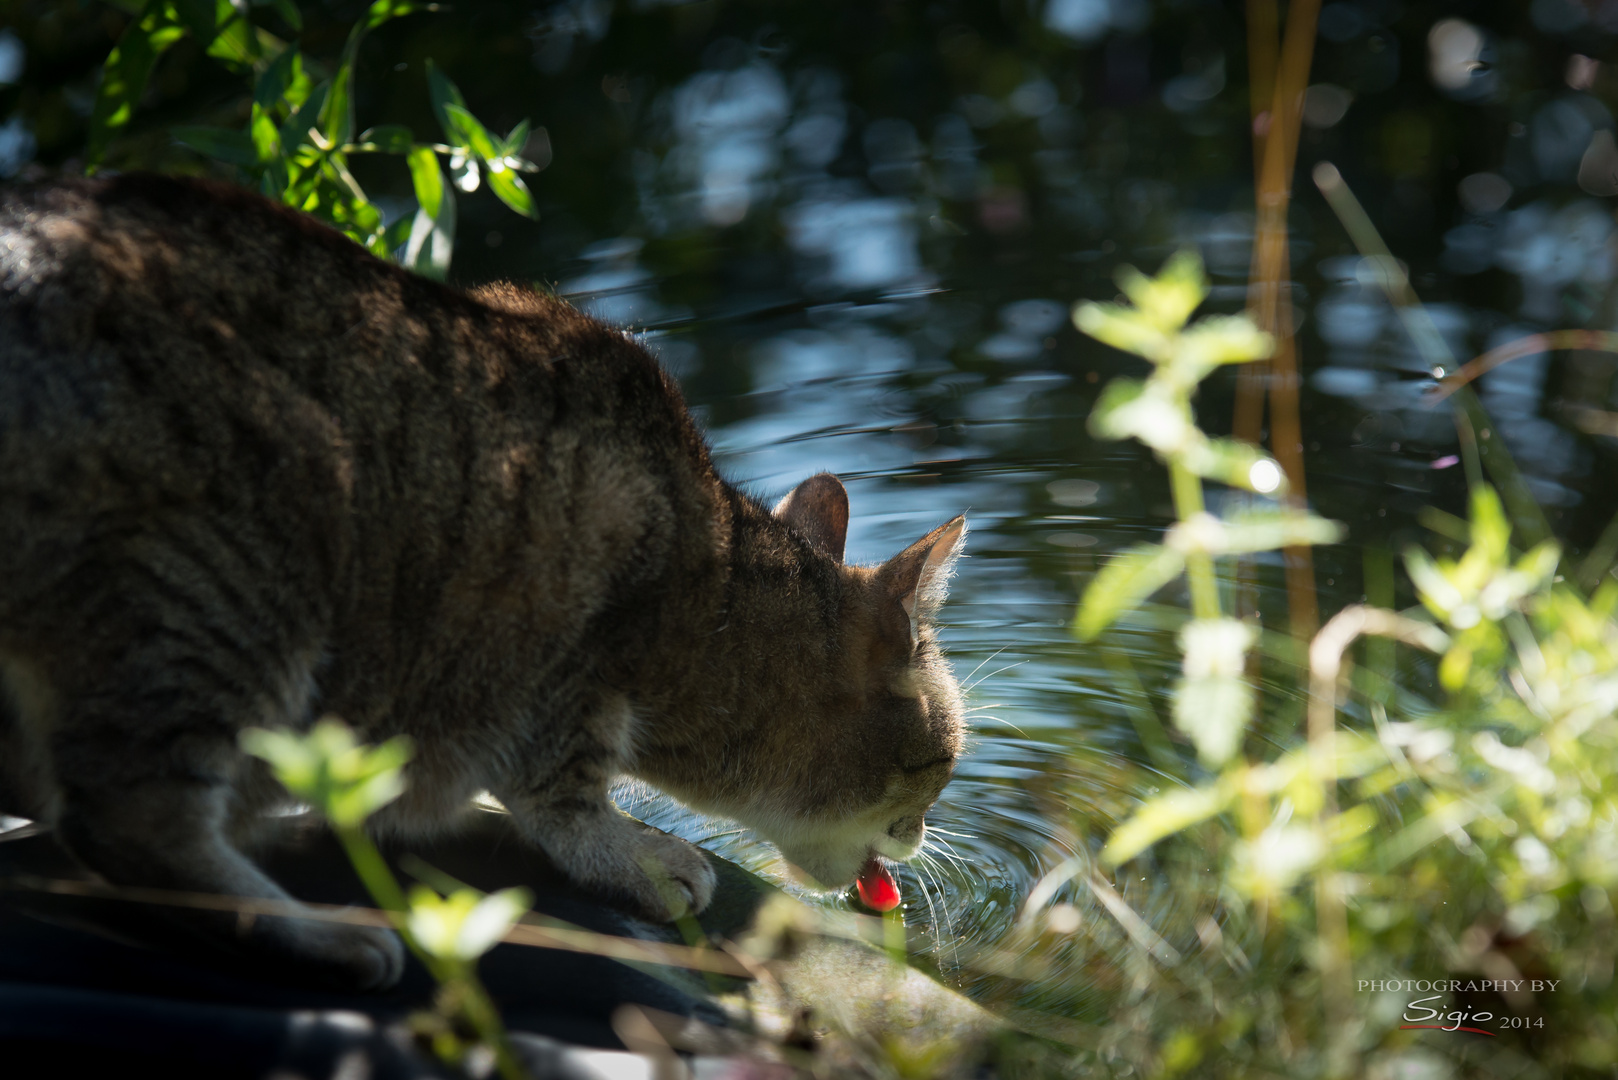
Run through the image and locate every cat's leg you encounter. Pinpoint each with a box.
[495,697,716,921]
[48,652,406,990]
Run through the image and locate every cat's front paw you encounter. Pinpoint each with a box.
[513,800,718,922]
[618,826,717,921]
[253,916,407,991]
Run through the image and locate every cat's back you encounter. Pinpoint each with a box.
[0,174,722,663]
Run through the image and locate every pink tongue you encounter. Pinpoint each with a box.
[855,856,901,912]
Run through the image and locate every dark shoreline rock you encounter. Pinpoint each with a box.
[0,813,1008,1078]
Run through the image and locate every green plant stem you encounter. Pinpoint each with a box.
[335,825,527,1080]
[1171,462,1222,620]
[454,975,528,1080]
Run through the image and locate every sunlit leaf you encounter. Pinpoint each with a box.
[1074,543,1186,641]
[363,0,427,30]
[1404,545,1463,621]
[1229,823,1323,901]
[443,103,501,161]
[1102,781,1235,865]
[1073,302,1168,362]
[407,885,532,962]
[1174,674,1252,769]
[204,5,258,67]
[1468,485,1511,568]
[1167,509,1343,557]
[86,1,187,170]
[255,45,301,112]
[501,118,531,158]
[1174,618,1255,768]
[241,718,414,829]
[406,144,445,219]
[1181,437,1283,494]
[1089,379,1196,455]
[279,80,329,154]
[403,178,456,281]
[1175,315,1274,373]
[1116,249,1207,334]
[485,162,538,219]
[321,1,427,150]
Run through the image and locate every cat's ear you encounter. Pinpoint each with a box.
[879,516,967,645]
[774,473,849,562]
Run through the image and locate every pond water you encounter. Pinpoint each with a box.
[427,0,1618,1015]
[11,0,1618,1022]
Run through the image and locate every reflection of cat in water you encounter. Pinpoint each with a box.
[0,175,967,989]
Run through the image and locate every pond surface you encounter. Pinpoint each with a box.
[426,0,1618,1013]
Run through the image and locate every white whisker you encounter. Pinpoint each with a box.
[964,713,1030,737]
[958,646,1013,689]
[965,659,1029,693]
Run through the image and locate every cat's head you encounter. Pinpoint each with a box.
[740,474,968,893]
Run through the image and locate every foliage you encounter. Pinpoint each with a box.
[1072,250,1341,767]
[991,254,1618,1078]
[85,0,543,279]
[243,718,530,1080]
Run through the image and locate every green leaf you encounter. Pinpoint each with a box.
[406,885,531,962]
[1404,544,1461,619]
[402,182,456,281]
[250,105,280,162]
[426,59,470,143]
[279,80,328,154]
[1116,249,1207,334]
[1088,378,1197,455]
[501,118,531,158]
[254,45,302,110]
[1103,782,1234,865]
[382,213,417,254]
[364,0,425,30]
[241,719,414,829]
[1173,509,1343,557]
[1073,302,1168,362]
[1074,543,1187,641]
[1173,618,1256,769]
[172,124,260,167]
[170,0,223,43]
[485,160,538,219]
[1467,484,1511,571]
[1181,437,1284,494]
[1229,824,1323,901]
[355,124,414,153]
[405,144,445,220]
[1175,314,1274,370]
[86,0,187,170]
[271,0,304,32]
[320,1,425,151]
[442,102,500,160]
[204,3,259,67]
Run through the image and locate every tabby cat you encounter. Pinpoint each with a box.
[0,174,967,990]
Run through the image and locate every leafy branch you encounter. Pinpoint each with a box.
[87,0,544,280]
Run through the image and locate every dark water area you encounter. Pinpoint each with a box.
[9,0,1618,1016]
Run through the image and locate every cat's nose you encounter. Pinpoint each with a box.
[887,815,922,843]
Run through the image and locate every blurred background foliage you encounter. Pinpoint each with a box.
[8,0,1618,1076]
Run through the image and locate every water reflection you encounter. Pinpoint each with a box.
[521,0,1618,1002]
